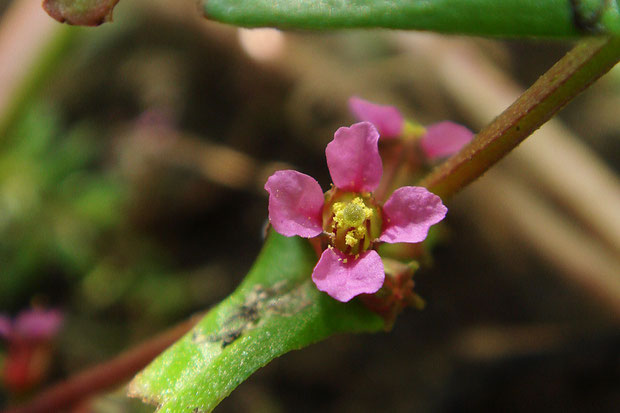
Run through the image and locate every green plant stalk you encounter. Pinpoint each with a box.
[202,0,620,37]
[420,36,620,199]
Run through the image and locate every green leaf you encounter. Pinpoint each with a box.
[202,0,620,37]
[129,231,384,412]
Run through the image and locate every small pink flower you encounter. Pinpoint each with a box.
[0,309,63,342]
[0,309,63,393]
[265,122,447,302]
[348,96,474,160]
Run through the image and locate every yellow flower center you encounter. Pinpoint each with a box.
[334,197,372,228]
[329,194,380,255]
[402,120,427,142]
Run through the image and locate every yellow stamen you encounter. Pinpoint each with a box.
[332,197,373,249]
[403,120,427,141]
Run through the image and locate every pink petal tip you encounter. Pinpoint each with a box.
[349,96,404,139]
[312,248,385,302]
[265,170,324,238]
[326,122,383,193]
[14,309,63,340]
[420,121,473,160]
[380,186,447,244]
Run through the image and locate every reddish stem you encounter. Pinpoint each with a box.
[420,36,620,199]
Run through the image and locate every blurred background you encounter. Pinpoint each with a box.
[0,0,618,411]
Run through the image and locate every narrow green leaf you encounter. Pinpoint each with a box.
[202,0,620,37]
[129,231,384,412]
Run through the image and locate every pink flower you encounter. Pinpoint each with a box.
[0,309,63,342]
[348,96,474,160]
[265,122,447,302]
[0,309,63,393]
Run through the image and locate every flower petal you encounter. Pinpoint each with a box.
[349,97,404,139]
[14,309,63,340]
[312,248,385,302]
[420,121,474,160]
[265,170,324,238]
[0,315,11,338]
[326,122,382,193]
[379,186,447,243]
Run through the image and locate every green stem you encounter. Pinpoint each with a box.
[202,0,620,37]
[419,36,620,199]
